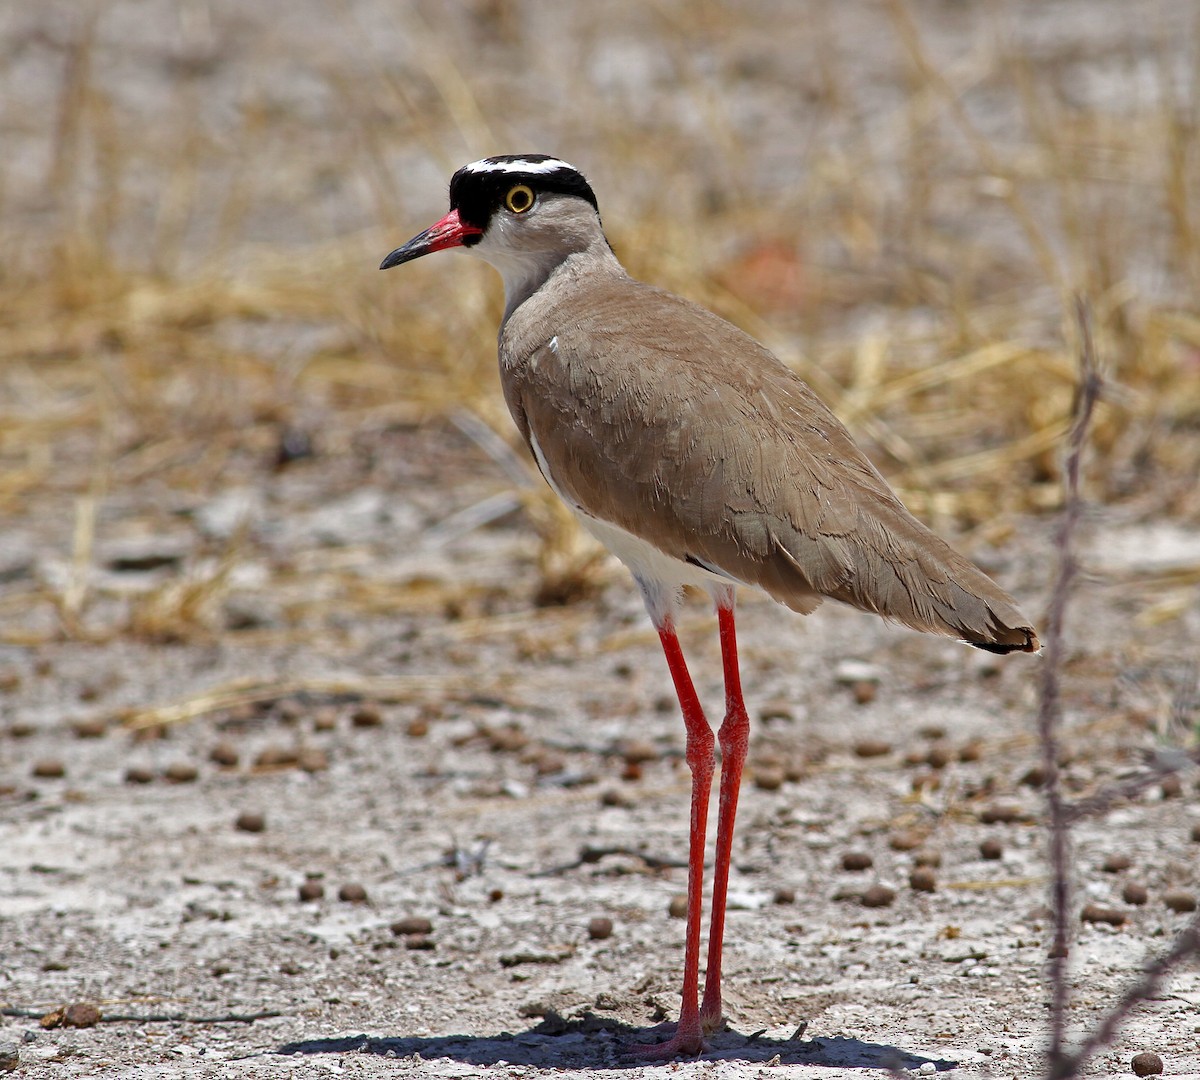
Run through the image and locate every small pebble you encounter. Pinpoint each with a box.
[71,718,107,739]
[834,659,882,685]
[31,760,65,779]
[925,744,952,769]
[209,742,239,767]
[391,916,434,937]
[773,887,796,905]
[62,1003,101,1028]
[489,726,529,753]
[1019,765,1047,788]
[1080,903,1126,927]
[275,698,305,723]
[7,721,34,738]
[889,830,923,852]
[297,748,329,773]
[752,765,785,791]
[162,762,198,783]
[0,1040,17,1072]
[957,742,983,763]
[841,851,873,871]
[1131,1051,1164,1076]
[1160,773,1182,798]
[913,849,942,868]
[235,811,266,833]
[298,880,324,902]
[406,717,429,738]
[853,738,891,758]
[1122,882,1148,906]
[620,738,658,764]
[909,867,937,893]
[850,681,877,705]
[254,745,299,768]
[1162,889,1197,913]
[532,750,566,776]
[860,884,895,909]
[979,838,1004,861]
[917,724,946,740]
[124,765,155,785]
[312,707,338,732]
[979,804,1022,824]
[351,704,383,728]
[405,934,435,951]
[910,770,938,793]
[275,426,314,468]
[338,883,368,903]
[918,1063,937,1076]
[1102,854,1132,873]
[587,917,614,940]
[600,788,633,808]
[667,894,688,919]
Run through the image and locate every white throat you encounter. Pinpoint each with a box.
[472,239,568,322]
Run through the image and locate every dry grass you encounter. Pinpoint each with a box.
[1,0,1199,643]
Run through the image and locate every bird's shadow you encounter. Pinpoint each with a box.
[279,1012,957,1071]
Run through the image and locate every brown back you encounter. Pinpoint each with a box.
[500,256,1037,653]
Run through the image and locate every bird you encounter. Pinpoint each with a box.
[381,154,1038,1059]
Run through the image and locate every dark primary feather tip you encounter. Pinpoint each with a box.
[969,628,1040,655]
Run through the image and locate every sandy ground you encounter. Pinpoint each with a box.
[2,419,1200,1078]
[3,1,1200,1077]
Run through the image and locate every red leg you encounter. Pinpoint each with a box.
[699,601,750,1032]
[629,617,714,1059]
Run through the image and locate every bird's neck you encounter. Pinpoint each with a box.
[490,235,624,326]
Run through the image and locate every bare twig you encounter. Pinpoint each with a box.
[1,1006,282,1024]
[1039,296,1103,1078]
[1038,299,1200,1078]
[119,673,513,730]
[531,844,689,878]
[1058,911,1200,1076]
[1063,748,1200,824]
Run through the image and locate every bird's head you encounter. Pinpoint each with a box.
[380,155,606,313]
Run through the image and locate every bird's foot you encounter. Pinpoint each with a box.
[625,1019,707,1061]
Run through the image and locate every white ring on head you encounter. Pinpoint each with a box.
[463,157,579,176]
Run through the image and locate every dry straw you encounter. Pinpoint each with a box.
[1,3,1197,635]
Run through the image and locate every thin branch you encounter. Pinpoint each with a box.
[1063,748,1200,824]
[530,844,689,878]
[1039,295,1103,1078]
[1,1006,282,1024]
[1059,910,1200,1076]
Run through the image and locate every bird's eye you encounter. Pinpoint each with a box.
[505,184,535,214]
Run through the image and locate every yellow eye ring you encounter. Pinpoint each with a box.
[505,184,535,214]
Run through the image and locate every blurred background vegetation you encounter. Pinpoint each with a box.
[2,0,1199,644]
